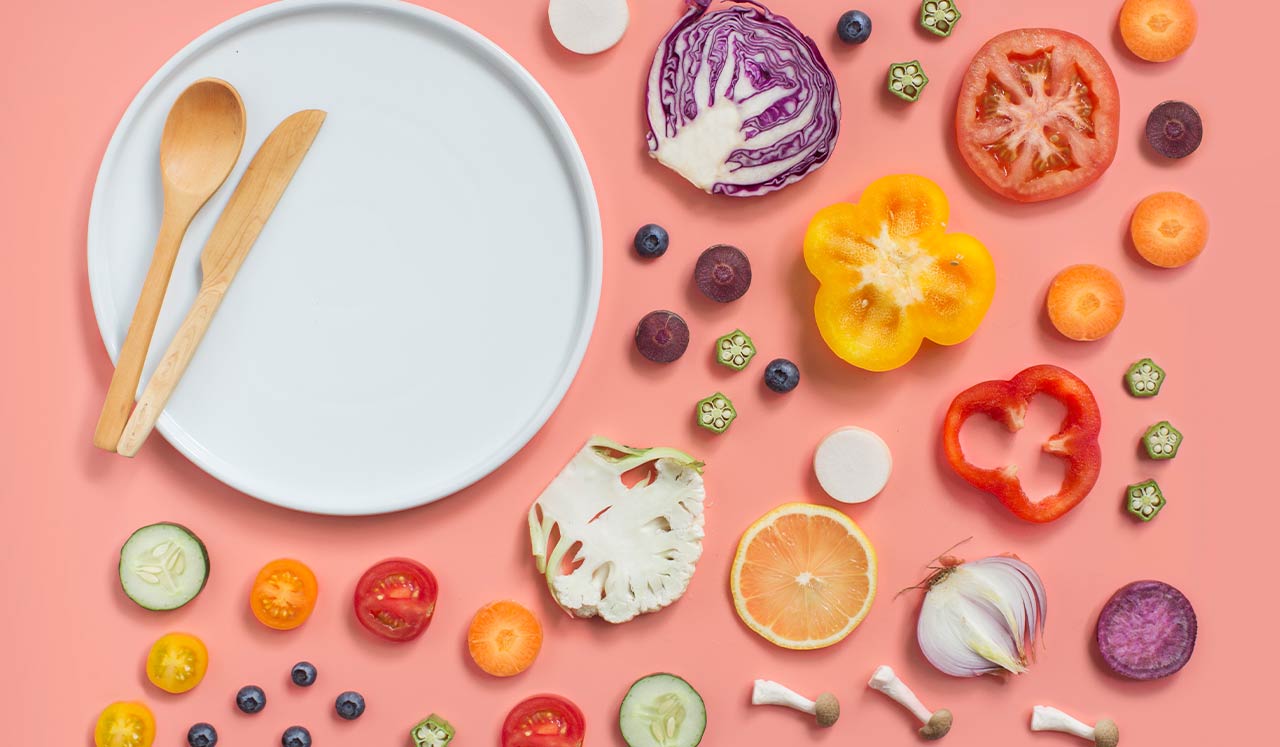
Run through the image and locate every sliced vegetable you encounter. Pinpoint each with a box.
[916,555,1047,677]
[146,632,208,694]
[731,503,877,649]
[887,60,928,102]
[694,245,751,303]
[645,0,839,197]
[119,522,209,611]
[919,1,961,37]
[1142,420,1182,460]
[1126,479,1165,521]
[695,392,736,434]
[236,685,266,714]
[250,558,317,630]
[943,364,1102,522]
[1146,101,1202,158]
[1030,706,1119,747]
[1046,264,1125,341]
[955,29,1119,202]
[548,0,629,55]
[529,437,705,623]
[354,558,438,642]
[867,666,953,740]
[750,680,839,727]
[635,311,690,363]
[804,174,995,371]
[412,714,456,747]
[813,426,892,504]
[1096,580,1197,679]
[633,224,669,259]
[502,695,586,747]
[468,600,543,677]
[619,673,707,747]
[714,329,755,371]
[95,701,155,747]
[1119,0,1197,62]
[1131,192,1207,267]
[763,358,800,393]
[1126,358,1165,397]
[836,10,872,44]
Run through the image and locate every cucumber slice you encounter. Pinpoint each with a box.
[619,673,706,747]
[119,523,209,610]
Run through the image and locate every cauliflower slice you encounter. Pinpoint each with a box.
[529,436,705,623]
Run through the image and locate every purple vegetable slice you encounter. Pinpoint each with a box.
[635,310,691,363]
[1096,579,1197,680]
[645,0,841,197]
[694,245,751,302]
[1145,101,1202,159]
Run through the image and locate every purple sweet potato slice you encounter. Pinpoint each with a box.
[1096,579,1197,680]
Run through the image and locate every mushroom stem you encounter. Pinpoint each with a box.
[1031,706,1119,747]
[751,680,839,727]
[867,665,953,740]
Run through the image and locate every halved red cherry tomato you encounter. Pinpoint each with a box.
[250,558,318,630]
[354,558,438,642]
[501,694,586,747]
[955,28,1119,202]
[146,631,208,694]
[95,701,155,747]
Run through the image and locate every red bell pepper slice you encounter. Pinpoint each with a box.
[942,364,1102,523]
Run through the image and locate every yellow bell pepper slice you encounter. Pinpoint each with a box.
[804,175,995,372]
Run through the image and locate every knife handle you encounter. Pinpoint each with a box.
[115,281,227,457]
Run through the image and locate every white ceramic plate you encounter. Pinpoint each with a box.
[88,0,601,515]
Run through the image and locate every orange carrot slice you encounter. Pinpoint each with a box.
[1119,0,1197,62]
[467,600,542,677]
[1131,192,1208,268]
[1046,265,1125,341]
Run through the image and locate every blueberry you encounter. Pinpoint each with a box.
[633,223,670,258]
[837,10,872,44]
[281,726,311,747]
[335,690,366,720]
[764,358,800,393]
[236,685,266,714]
[187,723,218,747]
[290,661,317,687]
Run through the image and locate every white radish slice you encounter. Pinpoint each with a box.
[549,0,630,55]
[814,426,892,504]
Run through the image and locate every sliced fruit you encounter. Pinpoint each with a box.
[468,600,543,677]
[119,522,209,611]
[694,245,751,302]
[354,558,438,642]
[1119,0,1197,62]
[955,28,1119,202]
[1146,101,1202,158]
[730,503,877,650]
[619,673,706,747]
[250,558,318,630]
[635,311,690,363]
[1131,192,1207,268]
[1046,264,1125,341]
[95,701,155,747]
[1097,580,1197,679]
[146,632,208,694]
[502,694,585,747]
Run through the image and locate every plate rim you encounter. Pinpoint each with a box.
[86,0,602,515]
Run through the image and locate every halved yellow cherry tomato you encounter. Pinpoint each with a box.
[803,174,996,371]
[250,558,318,630]
[146,632,208,694]
[95,701,156,747]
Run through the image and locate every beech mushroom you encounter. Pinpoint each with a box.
[867,665,952,740]
[1030,706,1119,747]
[750,679,840,727]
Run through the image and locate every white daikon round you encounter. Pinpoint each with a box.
[814,426,892,504]
[549,0,630,55]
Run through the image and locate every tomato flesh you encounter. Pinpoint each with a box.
[956,29,1119,202]
[146,632,208,694]
[501,695,585,747]
[251,558,318,630]
[95,701,155,747]
[354,558,438,642]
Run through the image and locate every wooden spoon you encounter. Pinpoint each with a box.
[93,78,246,451]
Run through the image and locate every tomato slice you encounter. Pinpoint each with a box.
[353,558,438,642]
[501,695,585,747]
[146,632,208,694]
[250,558,318,630]
[95,701,155,747]
[955,28,1119,202]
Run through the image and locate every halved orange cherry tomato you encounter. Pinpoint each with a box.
[146,632,208,694]
[94,701,155,747]
[250,558,318,630]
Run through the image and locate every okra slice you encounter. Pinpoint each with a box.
[1142,421,1182,460]
[888,61,929,102]
[715,329,756,371]
[1126,479,1166,521]
[920,0,961,37]
[696,392,737,434]
[411,714,455,747]
[1126,358,1165,397]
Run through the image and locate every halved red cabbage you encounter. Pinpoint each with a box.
[645,0,840,197]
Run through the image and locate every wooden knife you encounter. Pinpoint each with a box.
[116,109,326,457]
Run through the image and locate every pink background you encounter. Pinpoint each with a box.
[2,0,1275,744]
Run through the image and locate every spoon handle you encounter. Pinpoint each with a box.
[92,207,193,451]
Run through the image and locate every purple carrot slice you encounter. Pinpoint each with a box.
[694,245,752,303]
[634,310,690,363]
[1096,579,1197,680]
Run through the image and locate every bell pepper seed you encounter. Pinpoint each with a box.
[920,0,961,37]
[696,392,737,434]
[1142,421,1182,460]
[715,329,756,371]
[1126,358,1165,397]
[1126,479,1166,521]
[411,714,455,747]
[888,61,929,102]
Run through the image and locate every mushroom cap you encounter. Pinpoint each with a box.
[1093,719,1119,747]
[919,709,953,740]
[814,692,840,727]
